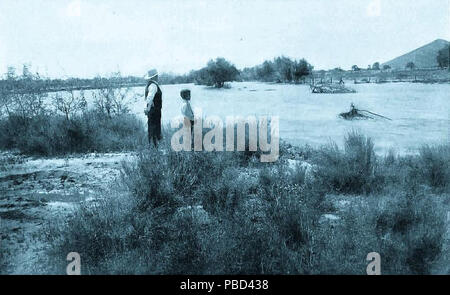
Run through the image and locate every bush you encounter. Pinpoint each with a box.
[41,141,321,274]
[39,132,449,274]
[376,194,444,273]
[0,111,145,156]
[419,145,450,189]
[42,192,137,274]
[308,189,447,274]
[313,131,381,194]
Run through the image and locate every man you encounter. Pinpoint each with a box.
[144,69,162,147]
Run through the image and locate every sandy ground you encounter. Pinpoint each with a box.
[0,151,135,274]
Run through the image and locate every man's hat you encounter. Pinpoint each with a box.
[144,69,158,80]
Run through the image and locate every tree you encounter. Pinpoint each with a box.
[21,63,33,79]
[293,59,312,82]
[372,62,380,70]
[194,67,213,86]
[383,65,391,70]
[351,65,361,71]
[6,66,17,80]
[274,56,294,82]
[256,61,276,82]
[11,92,47,119]
[437,45,449,69]
[240,67,257,81]
[405,61,415,70]
[201,57,240,88]
[53,90,87,120]
[93,86,132,117]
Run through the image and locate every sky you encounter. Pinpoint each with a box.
[0,0,449,78]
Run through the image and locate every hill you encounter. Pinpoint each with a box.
[383,39,449,69]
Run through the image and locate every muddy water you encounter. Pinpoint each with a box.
[150,82,449,155]
[55,81,449,155]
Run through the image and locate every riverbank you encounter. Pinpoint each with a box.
[1,131,448,274]
[0,151,135,273]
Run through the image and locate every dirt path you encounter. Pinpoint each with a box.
[0,151,135,274]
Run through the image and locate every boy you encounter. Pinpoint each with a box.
[180,89,194,129]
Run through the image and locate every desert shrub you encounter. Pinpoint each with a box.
[52,90,87,120]
[197,160,320,274]
[418,145,450,189]
[0,114,29,149]
[0,111,145,155]
[376,193,446,274]
[84,111,146,152]
[313,131,382,194]
[42,192,138,274]
[41,140,322,274]
[384,148,396,166]
[378,149,408,189]
[42,144,234,274]
[92,87,134,117]
[40,132,448,274]
[279,142,316,161]
[7,92,48,118]
[313,191,446,274]
[121,149,181,213]
[206,210,293,274]
[381,145,450,194]
[199,167,250,216]
[203,168,320,274]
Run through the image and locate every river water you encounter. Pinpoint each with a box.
[56,81,450,155]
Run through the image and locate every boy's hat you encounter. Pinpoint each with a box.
[144,69,158,80]
[180,89,191,100]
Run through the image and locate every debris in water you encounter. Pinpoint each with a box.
[339,103,392,121]
[311,83,356,94]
